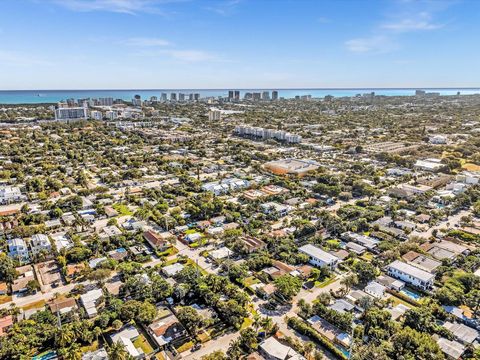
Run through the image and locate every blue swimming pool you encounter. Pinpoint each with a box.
[336,345,350,358]
[401,288,422,300]
[32,351,57,360]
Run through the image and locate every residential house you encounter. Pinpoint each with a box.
[185,232,202,243]
[345,241,366,255]
[11,265,35,294]
[99,225,122,240]
[0,315,13,337]
[414,158,444,172]
[80,288,103,318]
[82,348,109,360]
[259,336,305,360]
[45,219,62,230]
[7,238,29,263]
[376,274,405,291]
[443,321,479,346]
[30,234,52,256]
[143,230,172,251]
[49,297,78,314]
[328,299,355,314]
[209,247,233,260]
[299,244,340,269]
[386,260,434,290]
[89,257,107,269]
[437,337,466,360]
[364,281,386,299]
[206,226,224,237]
[342,232,379,251]
[387,303,410,321]
[162,263,184,277]
[51,232,73,252]
[209,215,226,226]
[110,325,144,359]
[402,251,442,273]
[108,248,128,262]
[240,236,267,253]
[261,202,292,217]
[147,308,188,347]
[0,186,24,204]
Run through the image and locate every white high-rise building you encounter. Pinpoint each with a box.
[54,107,88,121]
[208,109,222,121]
[234,126,302,143]
[105,110,118,120]
[98,97,114,106]
[90,110,103,120]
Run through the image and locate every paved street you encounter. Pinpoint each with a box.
[411,209,471,238]
[1,235,344,360]
[0,240,217,311]
[182,330,240,360]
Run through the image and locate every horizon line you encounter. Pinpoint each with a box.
[1,87,480,92]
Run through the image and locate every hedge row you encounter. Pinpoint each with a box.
[386,289,420,307]
[287,316,348,360]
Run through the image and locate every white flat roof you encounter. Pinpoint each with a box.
[388,260,434,282]
[299,244,338,264]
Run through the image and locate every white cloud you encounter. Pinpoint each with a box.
[345,36,398,54]
[382,12,443,32]
[206,0,242,16]
[125,37,170,46]
[51,0,168,15]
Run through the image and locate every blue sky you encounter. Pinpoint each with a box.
[0,0,478,89]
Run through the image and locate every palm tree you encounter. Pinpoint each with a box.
[252,313,261,332]
[8,303,20,317]
[63,342,83,360]
[226,339,243,360]
[259,316,274,334]
[107,341,131,360]
[341,274,359,294]
[55,326,75,348]
[93,326,102,343]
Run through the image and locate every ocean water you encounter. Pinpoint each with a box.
[0,88,479,104]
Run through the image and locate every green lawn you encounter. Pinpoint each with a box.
[81,341,99,353]
[157,246,178,257]
[189,238,207,248]
[112,203,133,216]
[243,276,260,287]
[315,276,337,288]
[326,239,340,247]
[197,330,211,343]
[176,341,194,353]
[156,353,166,360]
[164,258,179,266]
[186,259,208,275]
[389,295,415,309]
[133,334,154,354]
[360,252,374,262]
[241,317,253,330]
[22,299,46,311]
